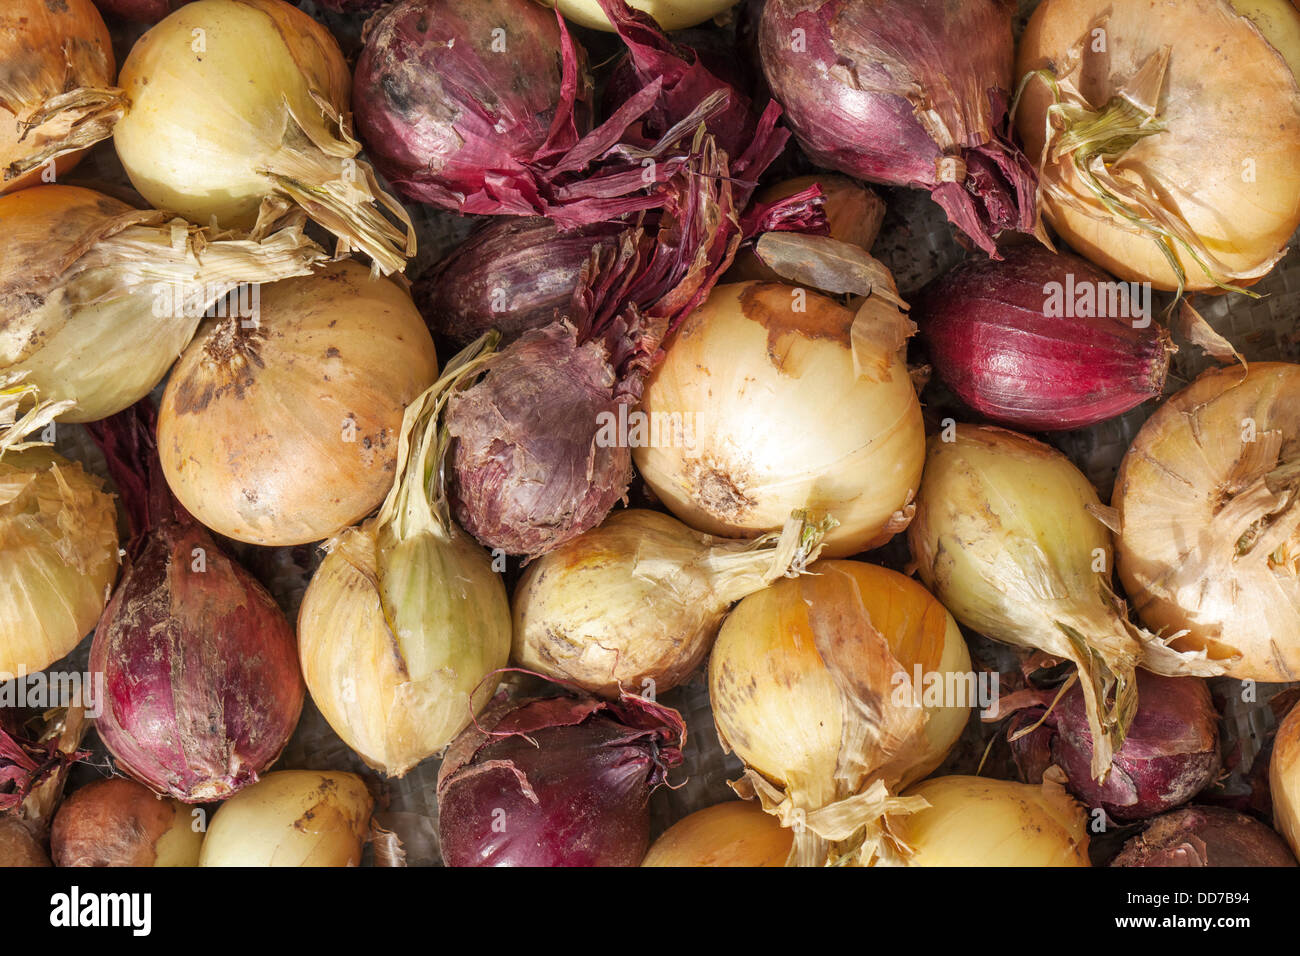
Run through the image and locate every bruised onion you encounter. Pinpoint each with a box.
[1273,702,1300,858]
[915,245,1171,431]
[758,0,1036,257]
[437,692,685,867]
[89,402,305,802]
[642,801,793,867]
[51,777,202,867]
[1112,806,1298,867]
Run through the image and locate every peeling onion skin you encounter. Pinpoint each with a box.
[1273,702,1300,858]
[50,777,202,867]
[1111,806,1298,867]
[915,244,1171,432]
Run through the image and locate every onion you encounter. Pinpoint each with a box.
[112,0,414,274]
[89,401,305,802]
[297,342,512,777]
[1113,363,1300,681]
[437,691,685,867]
[1272,702,1300,858]
[1016,0,1300,292]
[0,704,91,831]
[885,775,1090,867]
[0,446,118,677]
[92,1,190,21]
[512,508,829,698]
[914,244,1172,431]
[543,0,736,31]
[1112,805,1298,867]
[0,816,49,867]
[758,0,1037,257]
[635,281,924,558]
[50,777,202,867]
[158,258,439,547]
[0,184,325,437]
[199,770,373,867]
[642,801,793,867]
[909,424,1229,780]
[0,0,123,194]
[709,559,973,866]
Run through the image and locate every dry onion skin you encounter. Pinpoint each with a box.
[512,508,829,698]
[1272,702,1300,858]
[641,801,793,867]
[709,559,972,866]
[0,446,118,677]
[50,777,203,867]
[1114,363,1300,682]
[542,0,735,31]
[0,0,124,194]
[635,281,924,558]
[112,0,414,274]
[884,775,1090,867]
[1016,0,1300,291]
[158,259,439,546]
[0,184,325,440]
[198,770,373,867]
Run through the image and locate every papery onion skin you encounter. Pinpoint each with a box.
[437,693,685,867]
[914,244,1171,431]
[635,281,924,558]
[158,259,439,547]
[1273,702,1300,858]
[199,770,373,867]
[544,0,736,31]
[0,816,50,867]
[1017,0,1300,291]
[1112,805,1298,867]
[0,448,119,677]
[642,801,792,866]
[1114,363,1300,681]
[50,777,202,867]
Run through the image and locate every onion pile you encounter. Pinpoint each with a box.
[1114,363,1300,682]
[50,777,203,867]
[1112,805,1298,867]
[1016,0,1300,291]
[1274,702,1300,858]
[641,801,793,867]
[158,259,439,546]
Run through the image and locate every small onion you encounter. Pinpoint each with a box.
[199,770,374,867]
[1273,702,1300,858]
[1114,363,1300,682]
[50,777,203,867]
[635,281,924,558]
[158,259,440,546]
[1112,805,1298,867]
[543,0,736,31]
[709,560,972,866]
[0,816,50,867]
[642,801,793,867]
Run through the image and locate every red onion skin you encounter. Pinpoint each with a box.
[436,693,685,867]
[90,520,305,803]
[1112,806,1298,867]
[915,244,1171,431]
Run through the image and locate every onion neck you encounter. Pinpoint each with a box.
[696,511,833,607]
[84,400,180,550]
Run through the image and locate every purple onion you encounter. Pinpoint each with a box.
[1112,806,1297,867]
[757,0,1036,256]
[436,692,685,867]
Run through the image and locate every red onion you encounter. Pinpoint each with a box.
[87,402,304,803]
[758,0,1036,257]
[1112,806,1297,867]
[1006,670,1220,821]
[436,691,685,867]
[915,244,1172,431]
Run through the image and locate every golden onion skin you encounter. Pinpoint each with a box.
[1273,703,1300,858]
[158,259,438,546]
[642,801,793,867]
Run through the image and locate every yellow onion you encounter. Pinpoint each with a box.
[1114,363,1300,681]
[512,508,830,698]
[543,0,735,31]
[709,559,972,866]
[909,424,1229,780]
[0,185,325,441]
[641,801,793,867]
[158,259,439,546]
[1272,702,1300,858]
[1016,0,1300,291]
[113,0,414,274]
[50,777,203,867]
[298,338,511,776]
[635,281,924,558]
[0,0,124,194]
[884,775,1090,867]
[0,446,118,677]
[198,770,373,867]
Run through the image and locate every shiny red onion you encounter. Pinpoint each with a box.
[87,403,304,803]
[915,244,1172,431]
[758,0,1036,256]
[1112,806,1297,867]
[436,691,685,867]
